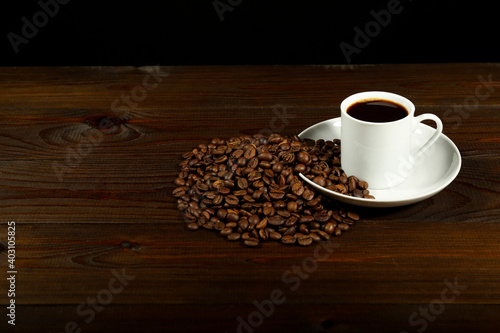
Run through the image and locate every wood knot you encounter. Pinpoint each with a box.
[86,115,126,130]
[121,241,134,249]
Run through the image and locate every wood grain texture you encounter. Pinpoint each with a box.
[0,64,499,332]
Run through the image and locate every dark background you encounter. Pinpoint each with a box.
[0,0,498,66]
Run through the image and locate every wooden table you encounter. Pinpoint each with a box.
[0,64,499,333]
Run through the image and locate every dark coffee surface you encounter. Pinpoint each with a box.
[347,99,408,122]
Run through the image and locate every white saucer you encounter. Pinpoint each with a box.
[298,117,462,208]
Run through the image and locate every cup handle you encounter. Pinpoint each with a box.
[412,113,443,160]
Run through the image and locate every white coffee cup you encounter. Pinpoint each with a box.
[340,91,443,189]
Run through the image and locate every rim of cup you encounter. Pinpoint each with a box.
[341,91,415,125]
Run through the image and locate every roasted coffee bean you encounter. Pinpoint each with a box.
[274,200,287,209]
[285,216,298,227]
[270,231,282,241]
[225,195,239,206]
[220,227,232,236]
[173,186,189,197]
[244,237,259,247]
[297,234,313,246]
[283,226,297,236]
[187,222,199,231]
[310,232,321,242]
[177,201,189,211]
[233,189,247,197]
[212,179,224,189]
[252,190,263,200]
[331,213,342,223]
[316,230,331,240]
[267,135,281,144]
[307,196,322,207]
[237,157,247,167]
[242,167,254,176]
[252,180,265,188]
[250,228,259,239]
[304,219,316,228]
[202,222,215,230]
[226,213,239,222]
[358,181,369,190]
[287,201,298,212]
[183,212,197,223]
[174,134,367,247]
[312,176,326,187]
[281,152,295,164]
[342,218,354,226]
[353,189,364,198]
[197,183,209,191]
[297,151,311,164]
[313,211,330,222]
[277,210,290,218]
[217,208,228,220]
[268,215,285,226]
[280,142,291,151]
[244,147,256,159]
[247,157,259,168]
[294,164,306,174]
[259,160,271,169]
[237,178,248,189]
[238,218,249,231]
[225,222,237,228]
[298,215,314,224]
[265,137,279,145]
[174,178,186,186]
[212,194,224,205]
[348,176,357,192]
[218,187,230,195]
[214,155,228,164]
[269,189,285,200]
[256,217,268,229]
[258,152,273,161]
[333,184,347,194]
[281,235,296,244]
[264,169,274,178]
[258,228,269,240]
[277,174,286,186]
[248,214,260,225]
[232,149,244,159]
[227,232,241,241]
[347,211,360,220]
[261,202,272,215]
[239,209,252,218]
[291,182,305,196]
[272,162,284,173]
[324,222,335,234]
[302,189,315,201]
[188,158,200,167]
[338,223,350,231]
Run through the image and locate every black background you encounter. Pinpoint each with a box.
[0,0,498,66]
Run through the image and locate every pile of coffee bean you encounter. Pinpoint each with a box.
[173,133,372,247]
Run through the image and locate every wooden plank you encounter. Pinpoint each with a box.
[1,221,499,305]
[8,304,500,333]
[0,64,499,111]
